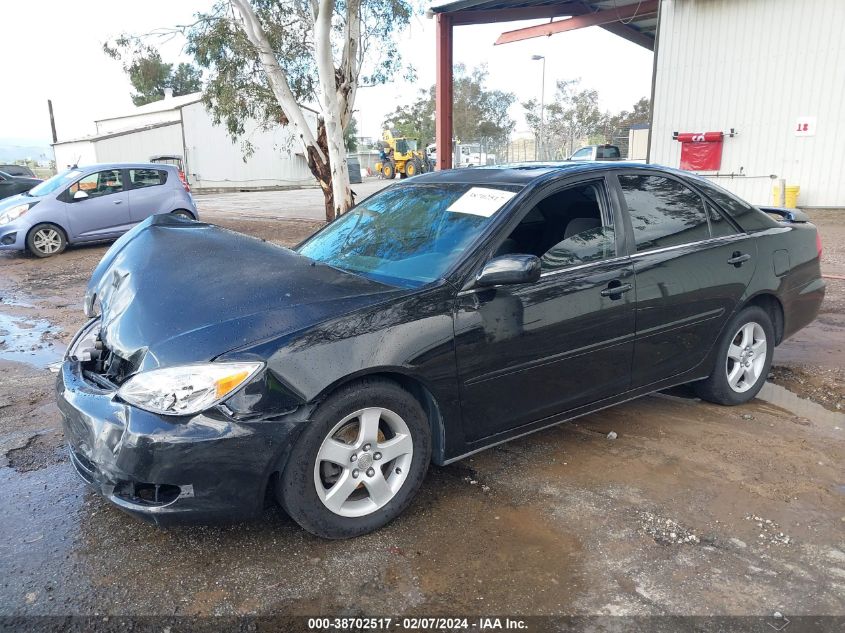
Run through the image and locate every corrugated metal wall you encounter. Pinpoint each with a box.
[93,124,184,164]
[181,102,315,190]
[649,0,845,207]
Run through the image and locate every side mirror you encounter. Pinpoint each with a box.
[73,190,89,201]
[476,254,541,287]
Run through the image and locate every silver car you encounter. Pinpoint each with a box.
[0,163,198,257]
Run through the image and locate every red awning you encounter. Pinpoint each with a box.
[675,132,724,143]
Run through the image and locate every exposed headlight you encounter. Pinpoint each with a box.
[117,362,263,416]
[0,202,36,225]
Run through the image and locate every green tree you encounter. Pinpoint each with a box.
[385,64,515,158]
[523,79,603,159]
[344,117,359,152]
[598,96,651,148]
[383,86,435,146]
[106,44,204,106]
[170,62,203,97]
[126,51,171,106]
[107,0,415,221]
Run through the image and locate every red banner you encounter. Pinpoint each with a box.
[676,131,723,171]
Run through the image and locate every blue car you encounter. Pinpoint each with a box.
[0,163,198,257]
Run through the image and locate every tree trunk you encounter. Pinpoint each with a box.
[233,0,353,223]
[306,121,335,223]
[313,0,353,220]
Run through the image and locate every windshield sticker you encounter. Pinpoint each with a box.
[447,187,516,217]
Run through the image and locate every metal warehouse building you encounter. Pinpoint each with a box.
[431,0,845,208]
[649,0,845,208]
[53,92,316,192]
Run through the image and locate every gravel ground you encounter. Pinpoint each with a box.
[0,205,843,620]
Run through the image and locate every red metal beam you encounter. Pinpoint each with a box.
[450,5,579,26]
[494,0,658,45]
[435,13,453,171]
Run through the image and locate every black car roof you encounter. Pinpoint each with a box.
[409,161,683,186]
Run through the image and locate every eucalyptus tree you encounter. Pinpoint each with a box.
[107,0,415,221]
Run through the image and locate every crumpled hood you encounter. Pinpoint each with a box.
[86,214,401,373]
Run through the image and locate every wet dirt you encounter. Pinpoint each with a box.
[5,432,67,473]
[0,211,843,617]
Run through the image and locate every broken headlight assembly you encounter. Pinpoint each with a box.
[117,362,264,416]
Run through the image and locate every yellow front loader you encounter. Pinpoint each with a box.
[375,129,429,179]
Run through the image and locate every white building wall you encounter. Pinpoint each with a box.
[53,140,97,170]
[649,0,845,207]
[180,102,316,190]
[93,124,184,164]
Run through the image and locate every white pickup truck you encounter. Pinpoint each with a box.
[568,144,622,161]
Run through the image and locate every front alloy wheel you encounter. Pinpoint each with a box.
[27,224,66,257]
[314,407,413,517]
[278,378,430,538]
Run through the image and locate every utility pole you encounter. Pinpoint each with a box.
[531,55,545,161]
[47,100,58,143]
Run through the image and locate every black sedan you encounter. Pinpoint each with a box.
[0,170,41,200]
[58,163,825,538]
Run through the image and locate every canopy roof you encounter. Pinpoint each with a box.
[429,0,657,50]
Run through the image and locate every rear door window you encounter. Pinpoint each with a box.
[706,201,739,238]
[618,174,710,252]
[129,169,167,188]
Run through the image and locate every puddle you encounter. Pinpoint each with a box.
[755,382,845,430]
[0,312,64,368]
[0,295,35,308]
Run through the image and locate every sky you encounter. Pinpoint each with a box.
[0,0,653,145]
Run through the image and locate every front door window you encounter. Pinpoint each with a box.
[69,170,124,200]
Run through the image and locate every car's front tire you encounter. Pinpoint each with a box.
[278,378,431,539]
[694,305,774,405]
[27,223,66,258]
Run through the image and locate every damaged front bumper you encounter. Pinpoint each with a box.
[57,358,306,525]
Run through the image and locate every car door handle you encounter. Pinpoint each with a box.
[113,200,123,205]
[600,282,633,297]
[727,252,750,266]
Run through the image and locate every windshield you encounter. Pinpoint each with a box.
[28,169,84,197]
[297,183,522,288]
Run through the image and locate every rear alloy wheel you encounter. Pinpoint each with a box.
[171,209,194,220]
[27,224,66,258]
[278,378,430,538]
[694,306,774,405]
[725,322,767,393]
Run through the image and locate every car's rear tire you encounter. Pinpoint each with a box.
[171,209,195,220]
[26,223,66,258]
[694,305,774,405]
[278,378,431,539]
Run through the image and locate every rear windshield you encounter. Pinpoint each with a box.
[297,183,522,288]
